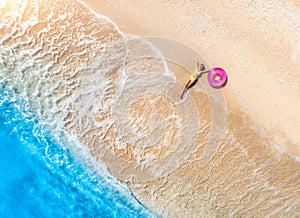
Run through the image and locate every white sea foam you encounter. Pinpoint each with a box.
[0,0,228,184]
[0,0,126,173]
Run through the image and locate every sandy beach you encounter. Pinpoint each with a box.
[83,0,300,155]
[78,0,300,217]
[1,0,299,216]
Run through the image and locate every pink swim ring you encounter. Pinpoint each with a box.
[207,67,227,88]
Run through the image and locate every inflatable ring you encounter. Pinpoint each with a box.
[207,67,227,88]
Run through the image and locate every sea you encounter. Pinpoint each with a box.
[0,0,158,217]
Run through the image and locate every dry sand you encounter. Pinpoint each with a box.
[84,0,300,155]
[82,0,300,217]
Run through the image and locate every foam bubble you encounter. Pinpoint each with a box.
[0,0,7,9]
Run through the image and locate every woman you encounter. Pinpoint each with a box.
[180,62,209,99]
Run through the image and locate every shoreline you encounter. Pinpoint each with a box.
[82,0,300,157]
[80,0,300,217]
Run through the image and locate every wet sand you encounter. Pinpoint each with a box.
[81,0,300,217]
[83,0,300,155]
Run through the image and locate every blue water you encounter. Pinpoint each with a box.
[0,89,155,217]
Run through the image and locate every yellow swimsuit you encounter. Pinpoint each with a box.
[190,75,197,81]
[190,69,201,81]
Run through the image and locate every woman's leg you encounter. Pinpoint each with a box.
[180,79,198,99]
[180,80,191,99]
[186,79,198,90]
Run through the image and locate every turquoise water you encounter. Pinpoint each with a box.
[0,89,156,217]
[0,0,161,216]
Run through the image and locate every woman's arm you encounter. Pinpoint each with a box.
[197,62,205,71]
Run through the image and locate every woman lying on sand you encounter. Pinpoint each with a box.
[180,62,209,99]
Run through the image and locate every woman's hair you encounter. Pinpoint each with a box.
[200,64,205,71]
